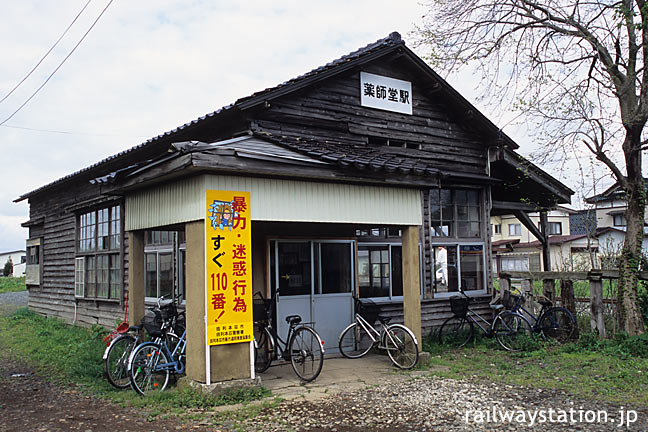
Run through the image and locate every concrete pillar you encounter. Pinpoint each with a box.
[185,220,251,384]
[402,225,422,344]
[128,230,145,325]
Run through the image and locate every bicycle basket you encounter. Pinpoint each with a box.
[142,310,163,337]
[253,299,269,322]
[502,291,520,309]
[160,302,178,321]
[450,296,470,317]
[357,298,379,325]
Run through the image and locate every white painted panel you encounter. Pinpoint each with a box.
[126,174,421,230]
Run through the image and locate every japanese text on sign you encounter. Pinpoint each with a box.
[360,72,412,115]
[205,190,252,346]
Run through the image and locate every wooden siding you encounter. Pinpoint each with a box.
[26,182,125,328]
[369,296,493,337]
[251,63,488,175]
[125,174,422,231]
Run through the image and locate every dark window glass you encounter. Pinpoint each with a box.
[145,253,158,298]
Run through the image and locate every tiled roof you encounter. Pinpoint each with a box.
[256,131,439,176]
[515,234,588,248]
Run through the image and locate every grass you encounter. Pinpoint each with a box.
[424,333,648,407]
[0,308,271,421]
[0,276,26,294]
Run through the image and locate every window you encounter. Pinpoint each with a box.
[144,230,185,301]
[368,136,421,149]
[429,187,486,296]
[27,245,39,265]
[430,189,481,238]
[548,222,562,235]
[76,204,122,299]
[432,244,485,294]
[75,258,85,297]
[358,244,403,299]
[508,223,521,236]
[493,224,501,234]
[355,227,401,238]
[613,214,627,226]
[501,256,529,272]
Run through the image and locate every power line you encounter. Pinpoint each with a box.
[0,0,114,127]
[0,123,148,139]
[0,0,93,105]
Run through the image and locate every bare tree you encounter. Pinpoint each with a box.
[415,0,645,335]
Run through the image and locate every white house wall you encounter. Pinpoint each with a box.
[125,174,422,231]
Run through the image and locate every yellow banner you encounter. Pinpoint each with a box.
[205,190,252,346]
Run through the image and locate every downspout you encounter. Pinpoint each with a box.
[72,298,78,325]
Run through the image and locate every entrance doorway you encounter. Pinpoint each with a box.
[269,240,354,354]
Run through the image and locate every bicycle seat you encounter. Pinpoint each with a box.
[128,325,142,332]
[378,316,391,324]
[536,295,553,307]
[285,315,302,325]
[490,304,504,311]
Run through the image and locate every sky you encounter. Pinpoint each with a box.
[0,0,614,252]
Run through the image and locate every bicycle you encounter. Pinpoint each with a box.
[338,297,419,369]
[492,290,576,351]
[437,291,504,348]
[253,292,325,382]
[127,315,187,395]
[103,297,184,389]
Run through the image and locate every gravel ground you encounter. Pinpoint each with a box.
[0,290,27,306]
[238,375,647,431]
[0,290,27,316]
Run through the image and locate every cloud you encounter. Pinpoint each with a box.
[0,1,427,250]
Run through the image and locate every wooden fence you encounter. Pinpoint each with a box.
[497,270,648,338]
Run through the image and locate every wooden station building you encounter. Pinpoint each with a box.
[16,33,572,383]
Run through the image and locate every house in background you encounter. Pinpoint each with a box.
[0,250,26,277]
[490,206,598,272]
[584,178,648,265]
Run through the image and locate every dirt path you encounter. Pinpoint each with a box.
[0,354,222,432]
[0,294,217,432]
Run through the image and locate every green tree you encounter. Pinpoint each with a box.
[416,0,645,334]
[3,257,13,277]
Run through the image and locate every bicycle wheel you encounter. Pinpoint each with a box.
[104,334,137,389]
[492,311,533,352]
[539,307,576,342]
[254,323,273,373]
[383,324,419,369]
[289,326,324,382]
[438,316,474,348]
[128,342,171,395]
[338,322,375,359]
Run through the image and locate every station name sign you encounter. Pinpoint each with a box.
[360,71,412,115]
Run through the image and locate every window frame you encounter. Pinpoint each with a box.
[613,214,627,227]
[144,230,186,304]
[508,223,521,236]
[429,188,482,239]
[428,187,487,298]
[27,245,40,265]
[357,241,404,302]
[548,222,562,235]
[75,203,123,300]
[430,241,488,297]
